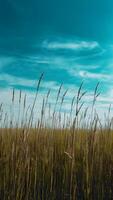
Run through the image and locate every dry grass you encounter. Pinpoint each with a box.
[0,128,113,199]
[0,76,113,199]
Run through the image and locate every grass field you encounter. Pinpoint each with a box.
[0,76,113,200]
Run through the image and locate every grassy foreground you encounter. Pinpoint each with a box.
[0,128,113,200]
[0,77,113,199]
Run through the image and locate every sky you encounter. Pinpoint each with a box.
[0,0,113,125]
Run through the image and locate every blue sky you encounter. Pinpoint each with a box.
[0,0,113,122]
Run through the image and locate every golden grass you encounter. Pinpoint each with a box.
[0,76,113,199]
[0,128,113,199]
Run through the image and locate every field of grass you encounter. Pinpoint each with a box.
[0,76,113,199]
[1,128,113,200]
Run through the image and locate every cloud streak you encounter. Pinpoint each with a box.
[42,40,100,51]
[79,70,111,80]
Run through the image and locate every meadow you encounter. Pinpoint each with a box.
[0,75,113,200]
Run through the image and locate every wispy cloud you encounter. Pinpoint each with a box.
[42,40,99,51]
[79,70,111,80]
[68,69,112,81]
[0,74,36,88]
[0,73,62,92]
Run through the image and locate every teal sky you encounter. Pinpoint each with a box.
[0,0,113,115]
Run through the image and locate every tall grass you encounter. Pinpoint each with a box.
[0,75,113,199]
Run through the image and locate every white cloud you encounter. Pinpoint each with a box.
[0,74,36,87]
[68,69,112,81]
[79,70,110,80]
[0,74,63,92]
[42,40,99,51]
